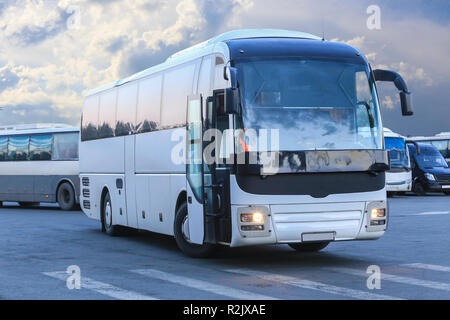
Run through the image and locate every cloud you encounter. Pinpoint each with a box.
[0,0,448,136]
[0,64,20,93]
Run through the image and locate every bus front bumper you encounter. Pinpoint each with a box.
[230,201,387,247]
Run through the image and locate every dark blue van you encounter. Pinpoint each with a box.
[407,142,450,195]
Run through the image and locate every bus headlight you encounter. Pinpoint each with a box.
[366,201,388,232]
[425,173,436,181]
[237,206,271,238]
[371,208,386,220]
[240,212,264,224]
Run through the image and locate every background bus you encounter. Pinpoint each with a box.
[384,128,412,194]
[409,133,450,166]
[0,124,80,210]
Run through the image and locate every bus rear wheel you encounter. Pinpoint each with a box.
[57,182,76,211]
[174,203,215,258]
[101,192,122,236]
[288,242,329,252]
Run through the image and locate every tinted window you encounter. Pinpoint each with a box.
[116,83,137,136]
[52,132,79,160]
[0,137,8,161]
[136,75,162,133]
[98,89,117,138]
[30,134,52,160]
[81,95,99,141]
[8,135,29,161]
[161,63,196,129]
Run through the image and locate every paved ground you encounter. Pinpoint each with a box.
[1,193,450,300]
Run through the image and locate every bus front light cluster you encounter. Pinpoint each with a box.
[237,206,271,238]
[366,201,388,232]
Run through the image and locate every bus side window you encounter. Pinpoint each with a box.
[116,83,138,136]
[0,136,8,161]
[53,133,79,160]
[136,75,162,133]
[161,62,196,129]
[98,89,117,139]
[30,134,52,161]
[8,135,30,161]
[213,56,227,90]
[81,95,100,141]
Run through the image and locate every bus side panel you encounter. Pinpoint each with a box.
[134,129,185,235]
[0,161,79,203]
[135,129,185,174]
[79,137,125,174]
[124,135,138,228]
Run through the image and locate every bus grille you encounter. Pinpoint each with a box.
[436,174,450,183]
[83,200,91,210]
[82,189,90,198]
[82,177,90,187]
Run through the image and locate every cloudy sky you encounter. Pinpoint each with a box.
[0,0,449,136]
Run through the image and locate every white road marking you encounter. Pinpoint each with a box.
[132,269,277,300]
[403,263,450,273]
[43,271,157,300]
[225,268,402,300]
[412,211,450,216]
[330,267,450,292]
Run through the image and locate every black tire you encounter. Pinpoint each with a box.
[288,242,329,252]
[57,182,76,211]
[174,203,215,258]
[413,182,426,196]
[102,192,122,236]
[19,202,39,207]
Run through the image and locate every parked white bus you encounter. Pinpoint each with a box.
[383,128,412,194]
[80,29,413,257]
[409,133,450,166]
[0,124,80,210]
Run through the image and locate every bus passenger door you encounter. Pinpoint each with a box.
[186,95,205,244]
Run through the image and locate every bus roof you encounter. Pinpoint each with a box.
[384,128,405,139]
[0,123,79,136]
[409,132,450,141]
[86,29,321,97]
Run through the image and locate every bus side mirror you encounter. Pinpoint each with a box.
[373,69,413,116]
[224,88,240,115]
[400,91,413,116]
[214,88,240,116]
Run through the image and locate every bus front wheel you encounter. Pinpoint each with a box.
[288,242,329,252]
[101,192,122,236]
[57,182,76,211]
[174,203,215,258]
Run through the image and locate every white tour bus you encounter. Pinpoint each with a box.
[0,124,80,210]
[80,29,413,257]
[409,133,450,166]
[383,128,412,194]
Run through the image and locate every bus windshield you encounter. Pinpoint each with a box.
[235,58,382,152]
[385,137,409,169]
